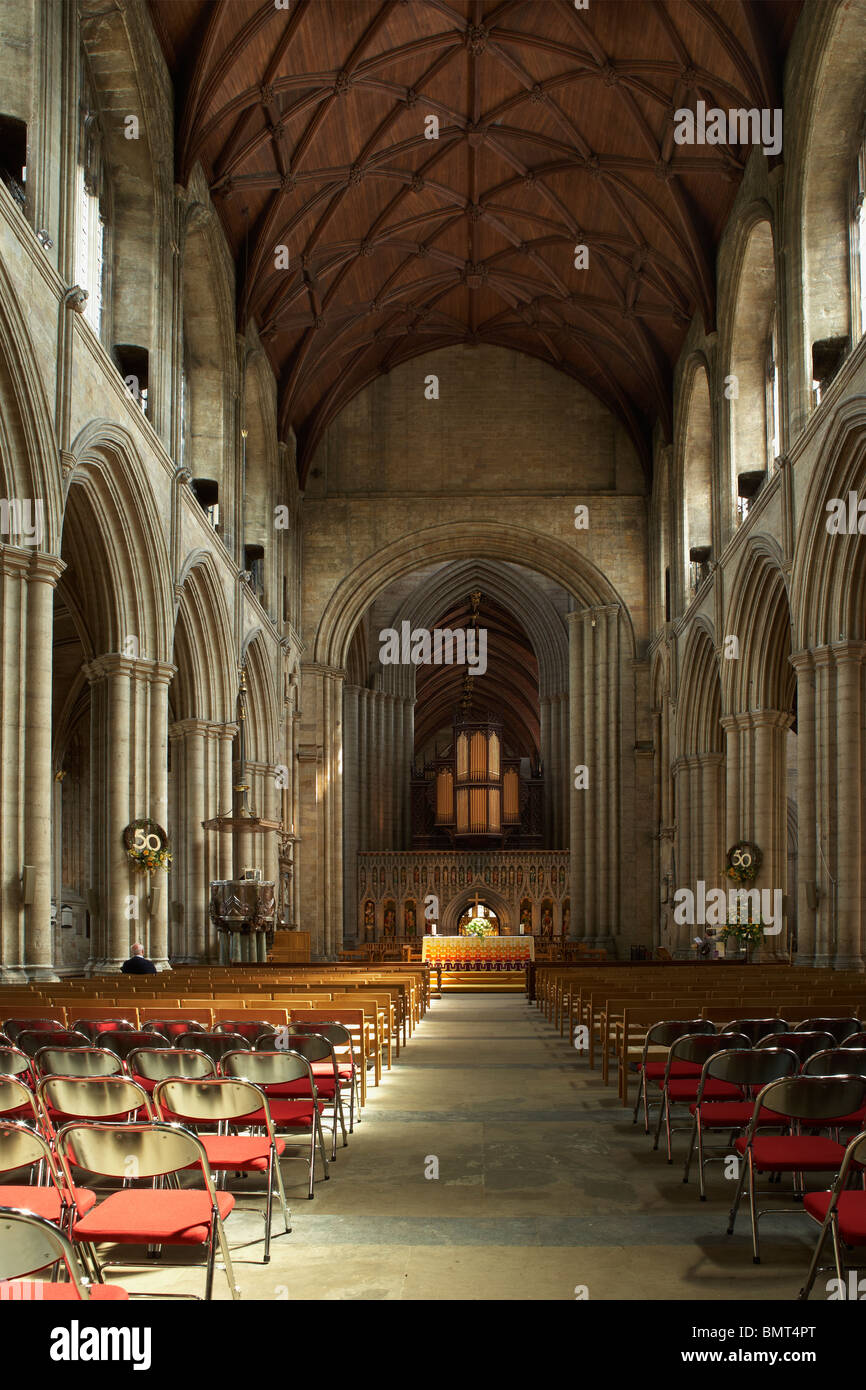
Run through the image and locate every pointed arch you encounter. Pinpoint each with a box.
[792,396,866,648]
[241,628,278,763]
[0,254,61,548]
[676,619,722,755]
[62,420,173,660]
[723,535,794,713]
[173,550,236,722]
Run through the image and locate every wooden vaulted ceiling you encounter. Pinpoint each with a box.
[149,0,801,481]
[414,594,540,759]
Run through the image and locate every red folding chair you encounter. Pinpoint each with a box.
[0,1208,129,1301]
[683,1047,798,1199]
[631,1019,713,1132]
[799,1129,866,1300]
[153,1077,290,1263]
[57,1121,239,1300]
[0,1121,96,1233]
[653,1033,750,1161]
[222,1049,330,1199]
[728,1074,866,1263]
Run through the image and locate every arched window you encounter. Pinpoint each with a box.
[766,312,781,465]
[75,71,109,338]
[727,219,776,529]
[682,366,712,595]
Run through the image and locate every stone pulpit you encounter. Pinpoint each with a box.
[209,878,276,963]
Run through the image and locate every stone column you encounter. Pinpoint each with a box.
[0,551,27,981]
[567,605,622,942]
[752,710,793,948]
[297,662,345,958]
[146,664,173,969]
[697,752,725,893]
[392,698,403,848]
[23,554,65,980]
[83,655,133,970]
[567,612,586,938]
[791,651,817,965]
[343,685,360,942]
[673,756,693,951]
[171,720,208,961]
[721,714,743,852]
[812,650,835,967]
[832,643,866,970]
[83,655,177,972]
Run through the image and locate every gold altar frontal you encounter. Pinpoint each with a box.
[422,935,532,993]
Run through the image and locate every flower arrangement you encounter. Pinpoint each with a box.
[719,885,764,956]
[123,819,172,875]
[719,918,763,949]
[463,916,494,939]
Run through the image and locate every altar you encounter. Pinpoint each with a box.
[422,935,534,969]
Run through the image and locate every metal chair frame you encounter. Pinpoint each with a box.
[153,1076,290,1263]
[0,1206,125,1299]
[683,1047,799,1200]
[283,1033,348,1159]
[727,1075,866,1263]
[291,1022,361,1132]
[799,1129,866,1300]
[631,1019,713,1132]
[55,1120,240,1301]
[222,1049,330,1199]
[653,1033,750,1161]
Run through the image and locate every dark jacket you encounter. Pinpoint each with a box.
[120,955,157,974]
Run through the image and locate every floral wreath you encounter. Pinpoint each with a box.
[724,840,762,884]
[124,819,172,875]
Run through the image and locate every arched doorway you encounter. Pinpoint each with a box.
[456,901,500,936]
[441,883,513,935]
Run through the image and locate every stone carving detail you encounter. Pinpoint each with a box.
[464,24,488,56]
[357,850,570,936]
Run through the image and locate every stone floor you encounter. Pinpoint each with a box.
[110,995,821,1300]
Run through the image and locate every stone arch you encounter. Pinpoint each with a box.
[723,210,777,525]
[384,559,569,701]
[0,255,61,548]
[676,620,722,755]
[678,358,713,592]
[723,536,794,714]
[62,420,173,661]
[181,175,237,531]
[651,443,673,626]
[172,552,235,723]
[441,882,514,935]
[241,344,279,610]
[792,396,866,648]
[79,0,174,407]
[314,521,636,670]
[241,629,278,765]
[796,2,866,365]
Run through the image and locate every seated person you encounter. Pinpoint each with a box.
[120,942,157,975]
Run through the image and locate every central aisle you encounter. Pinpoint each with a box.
[238,995,810,1300]
[127,996,815,1299]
